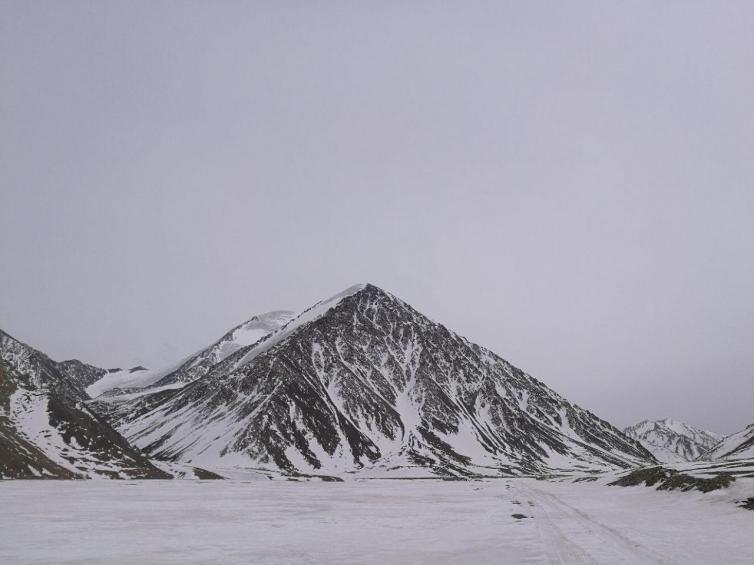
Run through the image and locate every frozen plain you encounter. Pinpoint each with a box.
[1,478,752,565]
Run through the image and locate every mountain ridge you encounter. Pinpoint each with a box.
[91,283,656,479]
[701,423,754,461]
[623,418,721,462]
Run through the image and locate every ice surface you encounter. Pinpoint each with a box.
[0,478,751,564]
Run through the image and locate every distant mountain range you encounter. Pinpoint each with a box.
[624,418,754,465]
[1,283,750,480]
[623,419,721,462]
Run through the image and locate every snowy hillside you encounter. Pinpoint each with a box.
[86,311,296,398]
[93,284,655,478]
[701,423,754,461]
[623,419,721,462]
[0,330,169,479]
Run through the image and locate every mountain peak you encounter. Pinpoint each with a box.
[336,282,393,299]
[322,283,384,305]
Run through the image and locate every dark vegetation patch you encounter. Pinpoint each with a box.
[738,498,754,510]
[192,467,224,480]
[609,466,735,493]
[659,473,734,493]
[288,472,344,482]
[610,467,672,488]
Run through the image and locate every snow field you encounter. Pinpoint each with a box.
[0,478,751,564]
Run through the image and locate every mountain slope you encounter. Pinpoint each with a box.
[86,311,296,398]
[152,310,297,388]
[0,330,170,479]
[93,284,655,478]
[56,359,107,392]
[623,419,720,462]
[701,423,754,461]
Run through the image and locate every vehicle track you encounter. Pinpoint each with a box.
[512,482,675,564]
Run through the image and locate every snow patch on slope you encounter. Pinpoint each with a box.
[86,366,180,399]
[702,423,754,461]
[191,310,297,369]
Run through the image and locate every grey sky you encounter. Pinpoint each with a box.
[1,2,752,433]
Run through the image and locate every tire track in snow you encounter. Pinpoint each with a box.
[512,482,674,564]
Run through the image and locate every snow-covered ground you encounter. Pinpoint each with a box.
[85,366,180,398]
[0,478,751,564]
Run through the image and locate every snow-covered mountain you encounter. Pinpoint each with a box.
[86,311,295,398]
[623,419,721,462]
[700,423,754,461]
[0,330,170,479]
[152,310,297,388]
[92,284,655,478]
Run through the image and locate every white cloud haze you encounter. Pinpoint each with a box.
[1,2,752,433]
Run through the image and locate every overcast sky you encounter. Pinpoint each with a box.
[2,2,752,433]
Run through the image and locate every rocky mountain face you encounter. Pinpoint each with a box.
[0,330,170,479]
[701,423,754,461]
[91,284,655,479]
[623,419,721,463]
[56,359,107,392]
